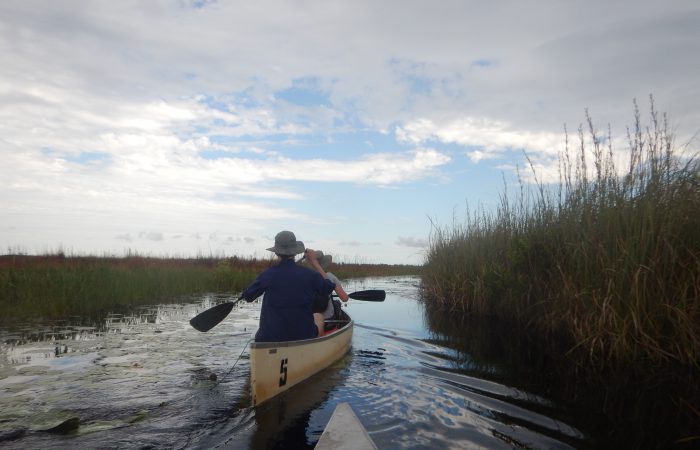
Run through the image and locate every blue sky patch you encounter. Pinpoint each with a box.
[64,152,111,165]
[181,0,216,10]
[472,58,496,68]
[275,77,331,107]
[199,149,234,160]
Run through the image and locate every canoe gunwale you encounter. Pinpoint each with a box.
[250,319,352,350]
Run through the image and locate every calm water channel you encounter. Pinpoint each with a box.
[1,276,697,449]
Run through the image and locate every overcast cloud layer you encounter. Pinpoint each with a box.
[1,0,698,264]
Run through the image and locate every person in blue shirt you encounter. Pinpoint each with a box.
[241,231,336,343]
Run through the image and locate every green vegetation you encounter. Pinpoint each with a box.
[0,255,259,321]
[0,254,420,322]
[332,262,422,279]
[422,100,700,368]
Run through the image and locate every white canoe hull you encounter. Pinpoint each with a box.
[250,313,353,406]
[315,402,378,450]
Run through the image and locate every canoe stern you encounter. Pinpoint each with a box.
[250,320,353,406]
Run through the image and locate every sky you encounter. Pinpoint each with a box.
[1,1,698,265]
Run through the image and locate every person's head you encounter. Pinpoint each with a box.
[267,230,305,258]
[301,250,332,271]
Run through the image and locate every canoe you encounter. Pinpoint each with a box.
[315,402,378,450]
[250,308,353,406]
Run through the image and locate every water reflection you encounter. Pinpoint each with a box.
[423,305,700,449]
[1,277,696,449]
[250,359,349,450]
[345,322,580,449]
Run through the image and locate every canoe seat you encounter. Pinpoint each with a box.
[322,325,339,336]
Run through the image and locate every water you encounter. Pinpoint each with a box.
[0,276,697,449]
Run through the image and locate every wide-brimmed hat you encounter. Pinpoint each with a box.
[266,230,305,256]
[313,250,333,271]
[301,250,332,271]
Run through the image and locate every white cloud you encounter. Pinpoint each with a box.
[396,236,428,248]
[4,0,697,134]
[139,231,164,241]
[396,117,566,162]
[263,148,450,185]
[1,0,697,264]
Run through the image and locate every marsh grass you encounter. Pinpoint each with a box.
[0,254,421,322]
[422,99,700,367]
[0,255,262,321]
[332,262,422,279]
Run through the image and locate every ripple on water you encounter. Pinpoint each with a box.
[1,280,598,449]
[348,320,584,450]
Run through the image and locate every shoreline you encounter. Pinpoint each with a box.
[0,254,421,322]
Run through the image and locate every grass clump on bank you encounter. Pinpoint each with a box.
[0,254,421,322]
[422,99,700,367]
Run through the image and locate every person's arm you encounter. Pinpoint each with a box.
[305,248,340,292]
[334,284,349,302]
[327,272,349,302]
[304,249,328,278]
[242,273,266,301]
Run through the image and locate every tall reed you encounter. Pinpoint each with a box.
[422,99,700,367]
[0,254,422,322]
[0,255,263,321]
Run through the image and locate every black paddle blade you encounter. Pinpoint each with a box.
[347,289,386,301]
[190,301,235,332]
